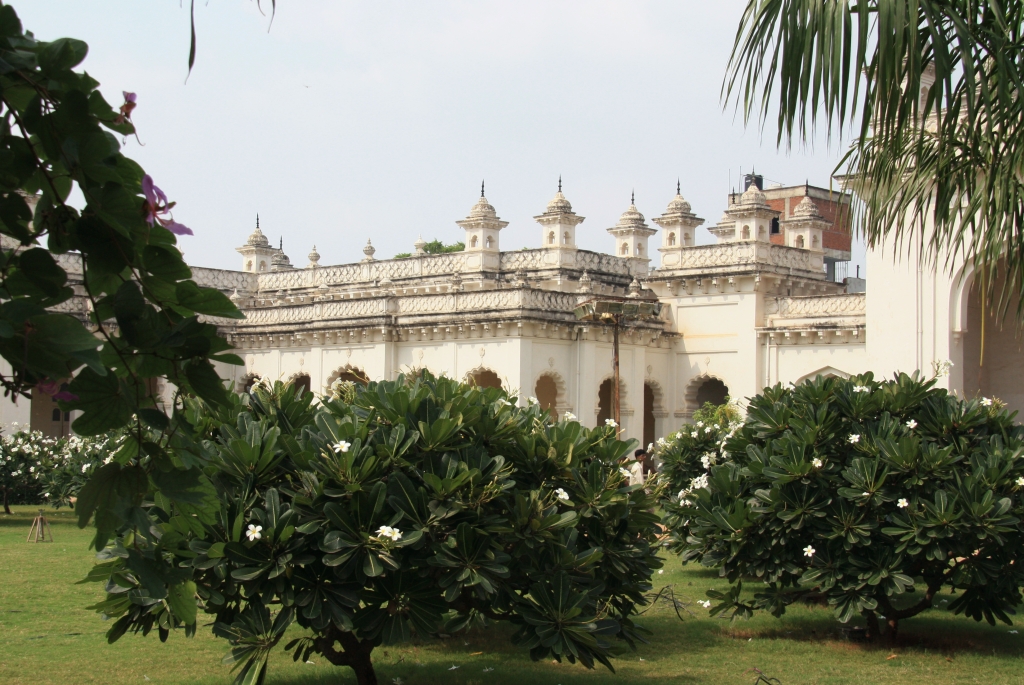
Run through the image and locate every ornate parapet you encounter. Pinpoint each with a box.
[763,293,865,329]
[656,242,825,277]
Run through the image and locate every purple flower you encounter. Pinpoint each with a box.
[116,91,137,124]
[36,378,78,402]
[142,175,193,236]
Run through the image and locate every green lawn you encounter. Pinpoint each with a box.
[2,505,1022,685]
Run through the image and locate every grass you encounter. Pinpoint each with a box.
[2,505,1023,685]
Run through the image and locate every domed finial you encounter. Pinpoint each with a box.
[279,237,283,250]
[256,213,260,229]
[558,175,562,193]
[676,178,681,195]
[631,190,635,206]
[481,180,485,198]
[413,235,427,254]
[307,245,321,268]
[362,238,376,262]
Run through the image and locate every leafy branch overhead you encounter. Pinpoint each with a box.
[726,0,1024,316]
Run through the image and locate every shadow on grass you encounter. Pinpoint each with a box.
[714,610,1024,657]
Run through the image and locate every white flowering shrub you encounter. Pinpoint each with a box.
[83,372,664,685]
[654,399,743,510]
[0,428,117,513]
[669,372,1024,642]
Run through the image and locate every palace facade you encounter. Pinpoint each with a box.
[6,175,1022,446]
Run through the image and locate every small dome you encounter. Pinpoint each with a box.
[546,190,573,214]
[413,235,427,254]
[247,225,269,247]
[740,184,768,206]
[792,195,823,219]
[271,250,292,268]
[666,193,691,214]
[362,239,376,261]
[468,196,497,219]
[307,245,321,265]
[616,198,646,229]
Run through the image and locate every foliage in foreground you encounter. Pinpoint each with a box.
[653,399,743,496]
[665,372,1024,639]
[83,373,664,685]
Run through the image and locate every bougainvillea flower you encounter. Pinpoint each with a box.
[141,175,193,236]
[35,378,78,402]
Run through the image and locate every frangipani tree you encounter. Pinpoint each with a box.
[666,372,1024,641]
[85,374,664,685]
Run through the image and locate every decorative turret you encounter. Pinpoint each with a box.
[236,215,277,272]
[534,177,585,251]
[307,245,321,268]
[607,192,657,276]
[781,196,827,252]
[653,180,705,269]
[413,236,427,255]
[711,181,778,243]
[456,181,507,271]
[270,238,294,271]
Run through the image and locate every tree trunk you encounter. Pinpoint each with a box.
[862,609,880,641]
[886,616,899,645]
[3,486,10,515]
[314,628,377,685]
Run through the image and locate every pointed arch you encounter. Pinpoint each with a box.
[534,370,570,415]
[238,371,261,393]
[683,373,728,416]
[795,366,851,385]
[465,365,503,389]
[595,374,629,420]
[326,364,369,391]
[286,371,312,396]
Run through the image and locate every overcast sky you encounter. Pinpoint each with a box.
[23,1,865,274]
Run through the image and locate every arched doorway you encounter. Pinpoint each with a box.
[535,375,558,412]
[29,383,71,438]
[597,379,614,425]
[695,378,728,407]
[962,267,1024,415]
[643,384,656,449]
[291,374,312,396]
[467,368,502,390]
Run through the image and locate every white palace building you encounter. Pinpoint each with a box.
[6,175,1023,446]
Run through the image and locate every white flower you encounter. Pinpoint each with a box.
[658,569,664,575]
[812,458,823,468]
[897,498,909,508]
[527,396,538,405]
[933,359,954,377]
[803,545,816,558]
[647,443,654,451]
[690,474,709,490]
[657,437,667,446]
[848,434,861,444]
[696,421,704,428]
[103,455,113,464]
[563,411,577,421]
[701,455,712,470]
[246,524,263,541]
[690,431,699,438]
[906,419,918,430]
[704,425,713,433]
[981,397,993,407]
[862,491,871,497]
[1016,477,1024,487]
[80,463,89,473]
[698,600,711,609]
[853,385,869,393]
[376,526,403,541]
[554,488,570,501]
[333,441,351,454]
[619,467,631,478]
[604,418,617,427]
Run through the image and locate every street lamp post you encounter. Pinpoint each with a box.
[573,298,662,430]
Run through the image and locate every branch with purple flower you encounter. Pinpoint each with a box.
[142,175,193,236]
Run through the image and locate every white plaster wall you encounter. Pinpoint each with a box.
[0,359,30,433]
[772,343,868,386]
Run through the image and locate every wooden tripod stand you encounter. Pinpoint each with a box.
[27,509,53,542]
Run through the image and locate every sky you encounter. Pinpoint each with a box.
[21,1,865,274]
